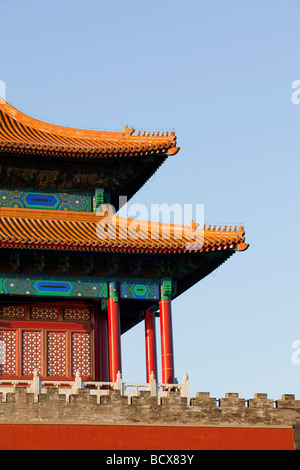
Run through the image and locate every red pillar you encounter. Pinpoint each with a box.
[108,282,122,382]
[159,298,175,384]
[145,310,158,383]
[98,311,109,382]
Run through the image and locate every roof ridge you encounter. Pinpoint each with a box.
[203,224,244,233]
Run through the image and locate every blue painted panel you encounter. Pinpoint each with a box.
[24,193,61,209]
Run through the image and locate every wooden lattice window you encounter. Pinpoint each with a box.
[71,332,92,377]
[0,327,93,380]
[30,307,59,320]
[22,330,42,376]
[0,330,17,376]
[0,306,25,319]
[0,303,94,322]
[47,331,67,377]
[64,308,91,321]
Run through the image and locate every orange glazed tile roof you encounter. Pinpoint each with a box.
[0,98,179,158]
[0,207,248,254]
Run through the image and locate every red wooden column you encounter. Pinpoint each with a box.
[94,303,110,382]
[159,292,175,384]
[145,310,158,383]
[107,282,122,382]
[98,310,110,382]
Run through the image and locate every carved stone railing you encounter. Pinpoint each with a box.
[0,370,190,404]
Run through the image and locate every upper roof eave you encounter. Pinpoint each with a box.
[0,98,179,158]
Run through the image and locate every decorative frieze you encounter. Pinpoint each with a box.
[0,188,91,212]
[0,274,173,301]
[0,275,108,299]
[121,281,159,300]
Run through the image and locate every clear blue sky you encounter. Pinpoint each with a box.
[1,0,300,401]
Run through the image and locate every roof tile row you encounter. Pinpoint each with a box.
[0,207,248,254]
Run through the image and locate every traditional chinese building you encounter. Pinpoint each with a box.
[0,97,299,451]
[0,97,249,386]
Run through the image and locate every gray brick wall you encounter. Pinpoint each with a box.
[1,387,300,449]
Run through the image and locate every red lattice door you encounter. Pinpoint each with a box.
[0,303,95,380]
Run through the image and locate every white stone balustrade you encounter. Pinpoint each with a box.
[0,370,190,404]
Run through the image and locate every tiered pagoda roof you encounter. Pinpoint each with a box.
[0,98,248,313]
